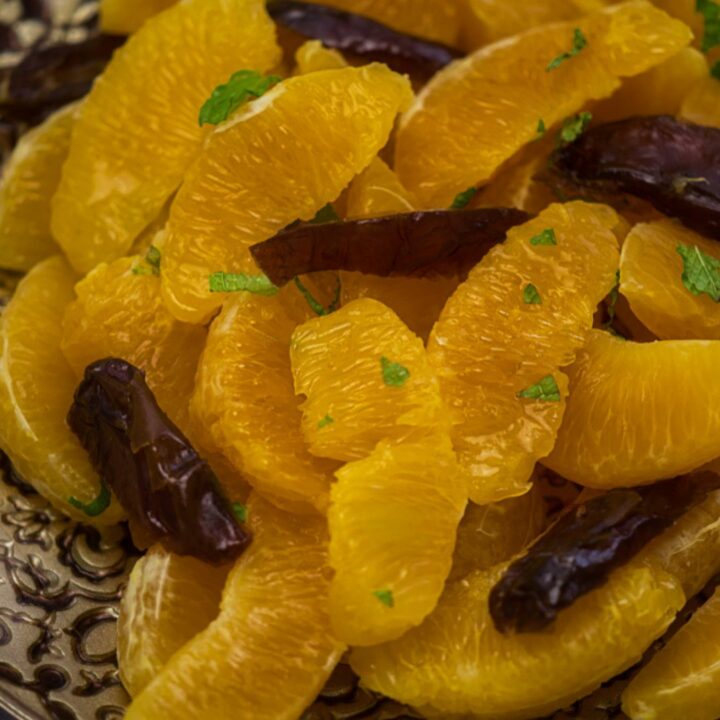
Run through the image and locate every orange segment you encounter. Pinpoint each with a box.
[0,257,123,523]
[346,157,418,219]
[680,75,720,128]
[290,298,448,462]
[330,439,466,646]
[125,494,346,720]
[395,1,692,208]
[351,560,684,719]
[0,102,77,272]
[293,40,347,74]
[190,289,338,513]
[546,330,720,487]
[427,202,621,505]
[623,586,720,720]
[52,0,281,273]
[118,545,229,697]
[313,0,460,46]
[100,0,178,34]
[61,255,206,435]
[619,220,720,340]
[160,64,413,324]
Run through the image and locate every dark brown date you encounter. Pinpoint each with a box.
[0,34,125,126]
[67,358,250,565]
[489,474,718,634]
[250,207,529,286]
[267,0,462,83]
[553,115,720,240]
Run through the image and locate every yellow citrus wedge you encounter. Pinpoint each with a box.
[0,256,123,523]
[330,438,466,646]
[619,220,720,340]
[118,545,230,697]
[351,560,684,719]
[160,64,412,324]
[680,75,720,128]
[396,1,692,208]
[52,0,281,273]
[290,298,448,462]
[427,202,621,505]
[546,331,720,487]
[0,102,77,272]
[125,493,346,720]
[100,0,178,34]
[346,157,418,219]
[293,40,347,74]
[190,288,338,514]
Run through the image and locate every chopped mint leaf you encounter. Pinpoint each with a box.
[697,0,720,53]
[311,204,341,224]
[523,283,542,305]
[451,187,479,210]
[318,414,334,429]
[677,243,720,302]
[209,272,279,296]
[232,502,248,523]
[558,112,593,145]
[293,275,341,316]
[536,118,547,138]
[673,176,708,195]
[69,481,111,518]
[132,265,154,276]
[199,70,281,126]
[530,228,558,246]
[381,357,410,387]
[517,375,562,402]
[546,28,587,72]
[146,244,161,270]
[373,589,395,608]
[712,60,720,80]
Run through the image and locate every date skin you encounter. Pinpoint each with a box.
[554,115,720,240]
[67,359,250,565]
[250,207,530,286]
[267,0,462,83]
[489,474,718,634]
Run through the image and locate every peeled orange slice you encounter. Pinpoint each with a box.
[190,289,338,513]
[290,298,448,461]
[330,438,466,646]
[546,331,720,488]
[125,494,346,720]
[61,255,206,435]
[427,201,621,505]
[619,220,720,340]
[118,545,229,697]
[396,1,692,207]
[52,0,281,273]
[293,40,347,75]
[0,102,77,272]
[351,560,684,719]
[623,585,720,720]
[0,256,123,523]
[681,75,720,128]
[161,64,412,324]
[100,0,178,34]
[346,157,418,219]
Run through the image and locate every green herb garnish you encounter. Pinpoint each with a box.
[530,228,558,246]
[381,357,410,387]
[677,243,720,302]
[697,0,720,53]
[199,70,281,126]
[69,481,111,518]
[546,28,587,71]
[293,275,342,316]
[517,375,562,402]
[373,589,395,608]
[451,187,479,210]
[318,414,334,429]
[673,176,708,195]
[311,203,341,224]
[209,272,279,296]
[232,502,248,523]
[536,118,547,139]
[558,111,593,145]
[523,283,542,305]
[712,60,720,80]
[132,244,162,276]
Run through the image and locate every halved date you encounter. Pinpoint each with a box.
[553,115,720,240]
[267,0,462,83]
[250,207,529,286]
[489,474,718,634]
[68,358,250,565]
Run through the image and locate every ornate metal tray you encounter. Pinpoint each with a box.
[0,2,711,719]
